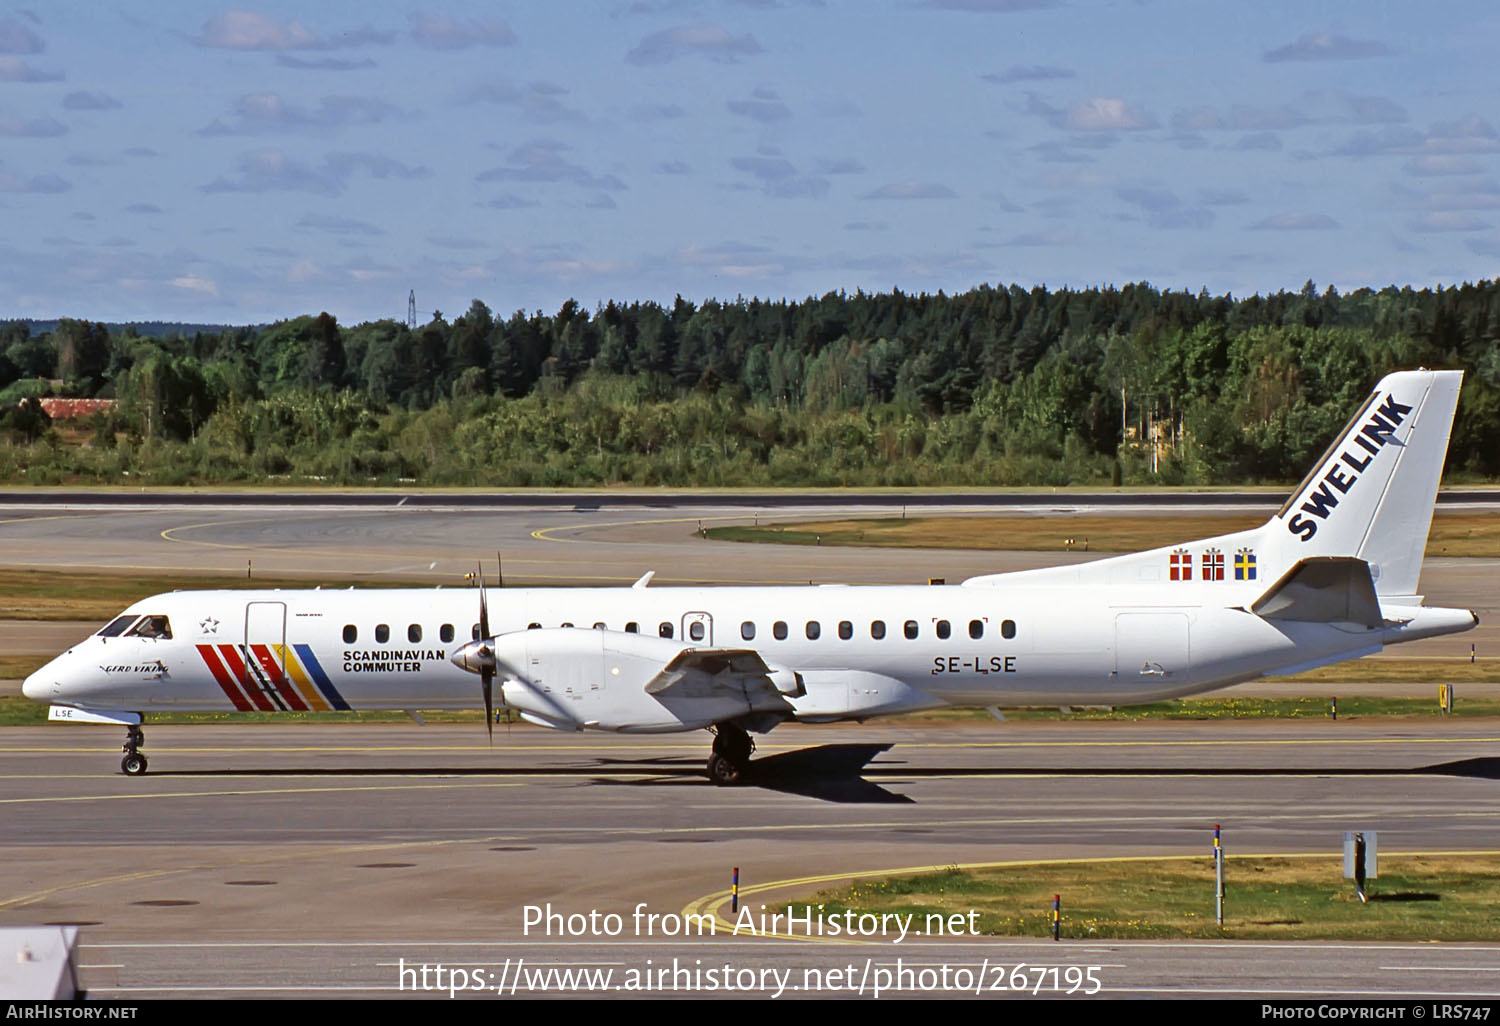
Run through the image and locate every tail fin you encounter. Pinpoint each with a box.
[1264,368,1462,599]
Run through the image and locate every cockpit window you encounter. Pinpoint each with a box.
[125,615,172,640]
[97,615,138,637]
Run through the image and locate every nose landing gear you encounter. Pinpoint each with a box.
[121,725,147,776]
[707,724,754,787]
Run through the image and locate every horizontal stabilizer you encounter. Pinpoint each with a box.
[1250,557,1382,628]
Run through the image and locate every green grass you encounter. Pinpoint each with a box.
[794,855,1500,940]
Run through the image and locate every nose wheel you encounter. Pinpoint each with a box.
[707,724,753,787]
[121,725,147,776]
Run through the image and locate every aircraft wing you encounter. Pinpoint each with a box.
[643,648,802,700]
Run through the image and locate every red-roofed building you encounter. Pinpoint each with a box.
[33,398,116,420]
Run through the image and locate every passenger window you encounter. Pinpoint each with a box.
[126,615,172,640]
[408,624,422,643]
[741,621,756,641]
[689,621,705,641]
[440,624,454,643]
[527,622,541,630]
[838,620,853,640]
[773,621,788,640]
[871,620,886,640]
[1002,619,1016,640]
[936,620,951,640]
[969,619,984,640]
[343,624,357,644]
[806,621,821,640]
[375,624,389,643]
[625,622,639,634]
[98,615,138,638]
[659,622,673,639]
[904,620,919,640]
[560,622,573,628]
[593,622,606,630]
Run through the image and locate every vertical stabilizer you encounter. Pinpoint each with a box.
[1263,369,1462,598]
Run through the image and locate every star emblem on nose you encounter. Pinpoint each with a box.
[199,617,219,634]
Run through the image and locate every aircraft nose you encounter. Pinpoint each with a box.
[21,670,52,702]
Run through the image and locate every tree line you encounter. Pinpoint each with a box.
[2,277,1498,487]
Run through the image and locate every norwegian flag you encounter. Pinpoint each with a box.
[1202,548,1225,581]
[1169,548,1192,581]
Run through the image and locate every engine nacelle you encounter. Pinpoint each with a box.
[485,628,795,733]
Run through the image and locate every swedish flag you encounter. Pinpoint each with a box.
[1234,548,1257,581]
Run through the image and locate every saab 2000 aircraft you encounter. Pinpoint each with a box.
[22,369,1479,784]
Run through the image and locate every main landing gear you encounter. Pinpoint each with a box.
[121,725,148,776]
[707,724,754,787]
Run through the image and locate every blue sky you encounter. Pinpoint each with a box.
[2,1,1498,325]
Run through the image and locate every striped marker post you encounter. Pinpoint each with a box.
[732,867,740,915]
[1051,895,1060,941]
[1330,696,1337,721]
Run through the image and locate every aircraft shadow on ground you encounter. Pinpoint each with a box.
[141,749,1500,802]
[1418,757,1500,780]
[588,743,915,803]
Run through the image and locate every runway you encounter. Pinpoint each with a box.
[3,721,1500,998]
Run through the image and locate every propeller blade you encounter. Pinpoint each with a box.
[497,550,504,589]
[476,561,492,743]
[477,562,490,640]
[482,666,494,743]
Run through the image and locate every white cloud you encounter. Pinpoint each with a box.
[0,112,66,137]
[861,180,956,200]
[203,150,428,196]
[0,170,69,193]
[1251,212,1341,231]
[195,12,392,51]
[1405,155,1482,177]
[1263,33,1393,62]
[409,14,515,50]
[0,55,61,81]
[0,18,43,54]
[199,94,400,136]
[196,12,318,50]
[626,25,762,65]
[171,274,219,295]
[1066,98,1155,132]
[63,91,122,111]
[925,0,1055,10]
[1408,212,1490,233]
[982,65,1073,84]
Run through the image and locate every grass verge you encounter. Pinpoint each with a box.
[793,854,1500,940]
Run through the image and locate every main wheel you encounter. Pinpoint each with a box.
[712,726,753,765]
[706,753,743,787]
[121,752,148,776]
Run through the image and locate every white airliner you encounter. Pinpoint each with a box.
[22,369,1478,784]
